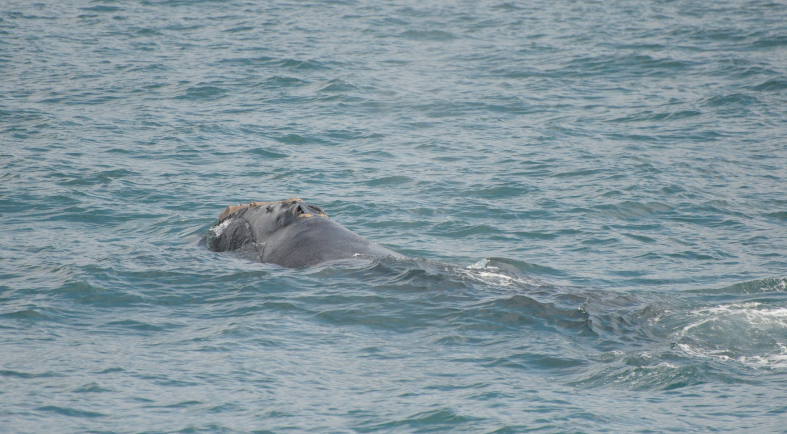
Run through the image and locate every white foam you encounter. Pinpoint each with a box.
[462,259,545,288]
[688,302,787,328]
[676,303,787,369]
[467,259,493,270]
[737,352,787,369]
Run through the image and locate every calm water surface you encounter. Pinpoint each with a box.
[2,0,787,432]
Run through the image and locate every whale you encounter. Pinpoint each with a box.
[205,198,401,268]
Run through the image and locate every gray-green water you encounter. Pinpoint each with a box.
[2,0,786,432]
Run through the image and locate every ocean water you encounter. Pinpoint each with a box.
[1,0,787,432]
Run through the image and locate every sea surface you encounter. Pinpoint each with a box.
[2,0,787,432]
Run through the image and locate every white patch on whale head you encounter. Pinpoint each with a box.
[210,218,234,237]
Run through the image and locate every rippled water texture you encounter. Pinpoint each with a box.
[2,0,787,432]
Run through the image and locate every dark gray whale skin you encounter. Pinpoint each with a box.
[206,198,401,268]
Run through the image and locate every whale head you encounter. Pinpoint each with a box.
[208,198,329,251]
[206,198,400,267]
